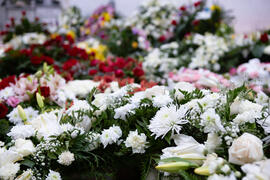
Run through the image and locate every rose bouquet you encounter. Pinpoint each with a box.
[0,11,49,44]
[0,34,89,79]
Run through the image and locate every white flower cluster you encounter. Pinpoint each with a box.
[57,151,75,166]
[100,125,122,148]
[127,0,178,41]
[6,33,47,49]
[189,33,230,71]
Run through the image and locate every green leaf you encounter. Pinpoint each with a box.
[21,159,35,168]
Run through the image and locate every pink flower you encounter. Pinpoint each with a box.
[229,68,237,76]
[6,96,20,107]
[249,71,259,79]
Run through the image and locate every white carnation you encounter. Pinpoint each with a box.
[125,130,147,154]
[57,151,75,166]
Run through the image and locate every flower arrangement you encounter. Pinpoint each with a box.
[0,68,269,179]
[81,3,116,38]
[0,11,49,44]
[58,6,84,37]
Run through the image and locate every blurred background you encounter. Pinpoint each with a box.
[1,0,270,33]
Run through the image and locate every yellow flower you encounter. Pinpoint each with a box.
[67,30,76,40]
[102,12,111,22]
[194,166,211,176]
[210,5,221,11]
[132,41,138,49]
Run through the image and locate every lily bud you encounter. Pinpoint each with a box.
[35,70,42,78]
[17,105,27,123]
[194,166,211,176]
[156,162,192,173]
[36,92,44,108]
[43,63,48,73]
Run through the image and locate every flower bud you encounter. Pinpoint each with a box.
[36,93,44,108]
[17,105,27,123]
[194,166,211,176]
[156,161,192,173]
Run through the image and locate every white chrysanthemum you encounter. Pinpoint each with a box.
[0,163,20,180]
[92,93,109,115]
[66,100,91,114]
[7,125,35,139]
[114,104,137,120]
[173,82,195,100]
[148,105,188,138]
[152,94,173,108]
[200,108,225,133]
[0,87,14,100]
[57,151,75,166]
[100,125,122,148]
[7,108,22,125]
[45,170,62,180]
[255,92,269,106]
[208,173,236,180]
[125,130,147,154]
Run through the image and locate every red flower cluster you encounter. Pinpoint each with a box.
[0,103,8,119]
[88,57,145,80]
[30,55,54,65]
[36,86,50,97]
[0,75,16,90]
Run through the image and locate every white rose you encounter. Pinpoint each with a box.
[229,133,264,165]
[230,99,263,115]
[13,139,35,157]
[144,86,167,99]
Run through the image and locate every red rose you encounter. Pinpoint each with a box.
[99,63,113,73]
[63,59,78,70]
[89,69,98,76]
[260,33,269,43]
[0,75,16,90]
[30,56,42,65]
[22,11,26,16]
[171,20,177,26]
[179,6,186,11]
[114,57,126,69]
[194,1,201,7]
[43,56,54,65]
[5,24,10,28]
[159,35,166,42]
[133,67,144,77]
[90,59,99,67]
[35,17,39,21]
[0,103,8,119]
[115,69,124,78]
[39,86,50,97]
[192,20,200,26]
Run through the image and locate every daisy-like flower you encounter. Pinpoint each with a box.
[7,125,35,140]
[148,105,188,138]
[7,108,22,125]
[200,108,225,133]
[125,130,147,154]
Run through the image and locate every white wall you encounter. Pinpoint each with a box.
[69,0,270,33]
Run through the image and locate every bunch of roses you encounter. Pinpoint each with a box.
[87,57,145,82]
[0,34,90,78]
